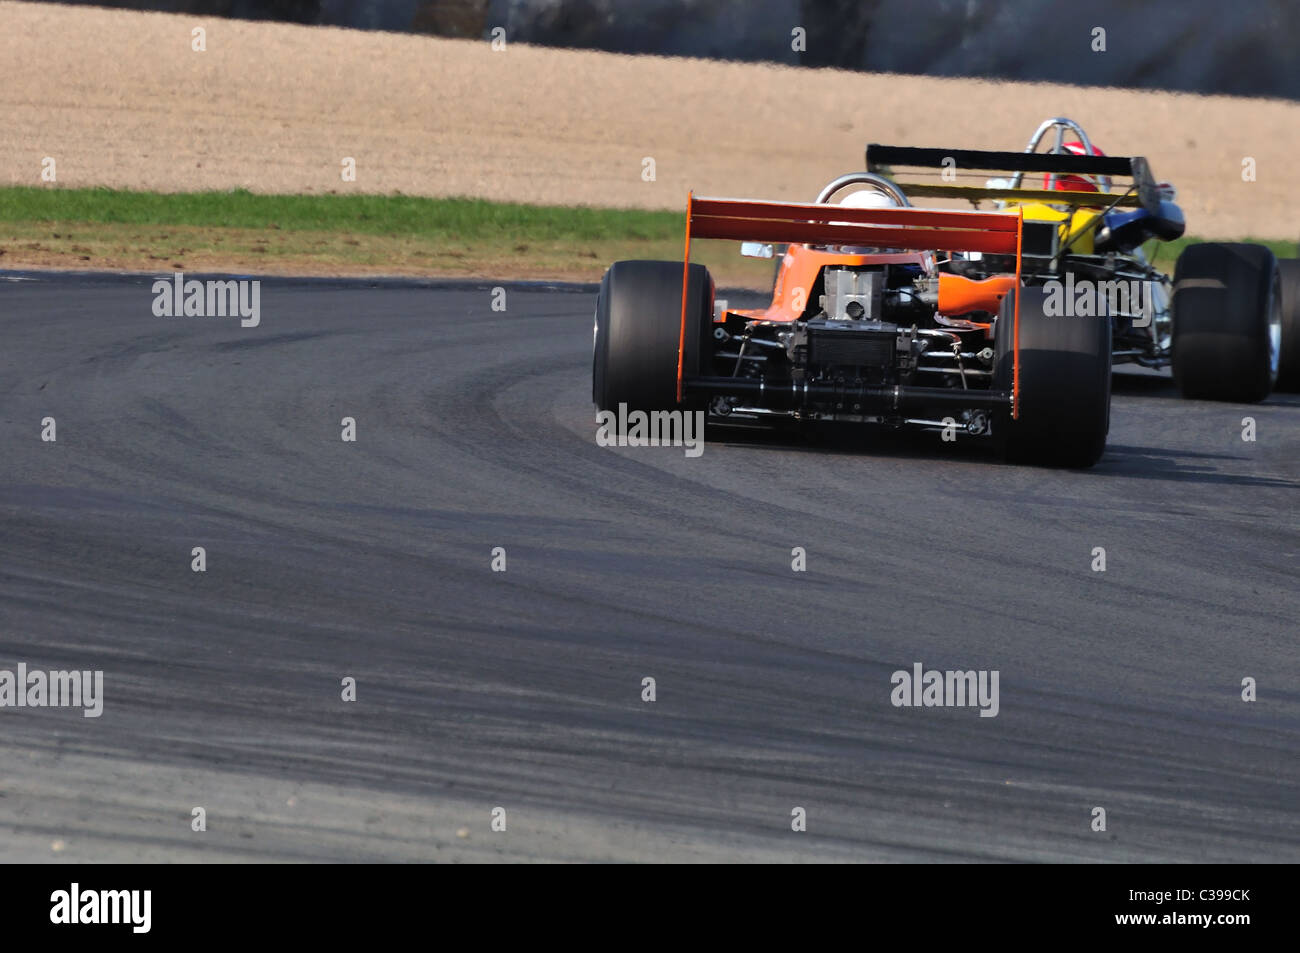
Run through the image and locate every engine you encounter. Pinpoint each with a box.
[819,266,884,321]
[705,263,999,433]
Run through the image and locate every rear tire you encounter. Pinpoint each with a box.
[1171,242,1279,402]
[592,260,714,416]
[994,286,1111,468]
[1275,257,1300,392]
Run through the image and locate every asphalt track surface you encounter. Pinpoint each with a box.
[1,271,1297,862]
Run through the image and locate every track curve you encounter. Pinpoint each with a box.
[1,273,1297,862]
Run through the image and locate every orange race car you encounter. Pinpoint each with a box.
[593,163,1112,467]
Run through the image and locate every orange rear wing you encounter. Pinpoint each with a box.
[678,193,1025,414]
[687,195,1022,253]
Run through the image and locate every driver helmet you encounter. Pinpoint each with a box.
[839,188,901,211]
[833,188,902,253]
[1042,141,1110,194]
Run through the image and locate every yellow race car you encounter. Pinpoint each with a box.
[869,117,1294,401]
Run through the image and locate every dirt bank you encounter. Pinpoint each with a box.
[1,0,1296,238]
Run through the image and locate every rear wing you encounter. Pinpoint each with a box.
[686,195,1021,253]
[679,193,1027,414]
[866,144,1161,212]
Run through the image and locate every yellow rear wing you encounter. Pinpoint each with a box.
[866,144,1161,212]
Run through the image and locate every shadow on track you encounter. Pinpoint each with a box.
[1111,371,1179,398]
[707,421,1299,487]
[704,420,1004,465]
[1111,370,1300,408]
[1099,444,1300,487]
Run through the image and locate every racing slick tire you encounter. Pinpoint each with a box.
[593,260,714,416]
[1274,257,1300,392]
[1171,242,1280,402]
[995,285,1111,468]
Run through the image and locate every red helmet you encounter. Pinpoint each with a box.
[1043,141,1108,193]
